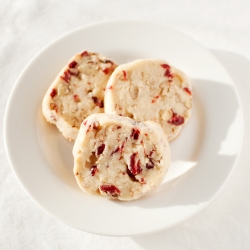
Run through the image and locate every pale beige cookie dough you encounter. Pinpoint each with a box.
[73,113,171,201]
[104,59,192,141]
[42,51,117,141]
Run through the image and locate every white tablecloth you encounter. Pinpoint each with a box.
[1,0,250,249]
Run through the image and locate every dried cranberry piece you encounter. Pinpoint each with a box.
[102,68,110,74]
[81,51,89,57]
[90,165,98,176]
[137,160,142,174]
[73,95,80,102]
[168,112,184,126]
[108,85,113,90]
[117,126,121,129]
[83,121,87,126]
[100,185,120,196]
[184,87,192,95]
[111,141,125,156]
[68,61,78,68]
[111,146,120,156]
[148,150,154,157]
[161,64,170,69]
[92,96,104,108]
[92,122,100,130]
[131,128,140,140]
[50,88,57,98]
[60,70,71,83]
[161,64,174,79]
[129,152,141,175]
[122,70,127,80]
[96,144,105,156]
[146,159,154,169]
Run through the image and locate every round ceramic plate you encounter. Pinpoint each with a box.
[4,21,244,236]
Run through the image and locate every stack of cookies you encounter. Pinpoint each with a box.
[42,50,192,201]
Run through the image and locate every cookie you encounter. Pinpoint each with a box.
[104,59,192,141]
[42,51,117,141]
[73,113,171,201]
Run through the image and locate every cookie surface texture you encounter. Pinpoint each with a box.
[73,113,171,201]
[104,59,192,141]
[42,51,117,141]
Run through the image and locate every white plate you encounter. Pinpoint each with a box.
[4,21,244,236]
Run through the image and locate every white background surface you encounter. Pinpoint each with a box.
[1,0,250,249]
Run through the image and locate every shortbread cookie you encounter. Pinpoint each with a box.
[104,59,192,141]
[73,113,171,201]
[42,51,117,141]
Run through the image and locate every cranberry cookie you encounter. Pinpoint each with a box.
[104,59,192,141]
[42,51,117,141]
[73,113,171,201]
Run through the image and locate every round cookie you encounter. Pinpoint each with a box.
[104,59,192,141]
[42,51,117,141]
[73,113,171,201]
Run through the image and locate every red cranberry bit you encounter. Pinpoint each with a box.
[117,126,121,129]
[184,87,192,95]
[122,70,127,80]
[96,144,105,156]
[90,165,98,176]
[111,141,125,156]
[168,112,184,126]
[68,61,78,68]
[100,185,120,196]
[161,64,170,69]
[164,68,174,78]
[108,85,113,90]
[60,70,71,83]
[81,51,89,57]
[149,150,154,157]
[129,152,142,175]
[92,122,99,130]
[137,160,142,174]
[73,95,80,102]
[146,159,154,169]
[102,68,110,74]
[83,121,87,126]
[155,95,160,99]
[151,99,156,103]
[131,128,140,140]
[111,146,120,156]
[92,96,104,108]
[50,88,57,98]
[161,64,174,79]
[120,141,125,153]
